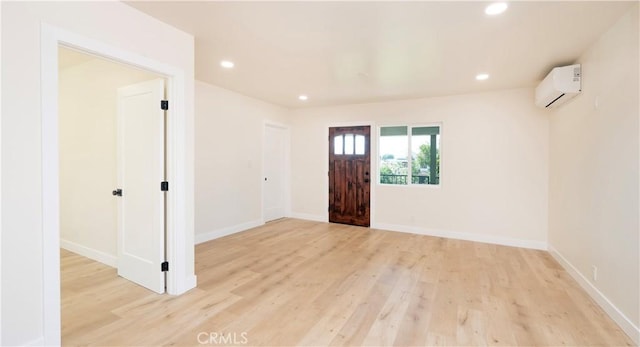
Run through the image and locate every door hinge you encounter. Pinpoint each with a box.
[161,181,169,191]
[161,261,169,272]
[161,100,169,110]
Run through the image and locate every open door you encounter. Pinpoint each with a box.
[329,126,371,227]
[116,79,166,293]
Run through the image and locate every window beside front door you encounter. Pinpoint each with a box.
[379,125,441,186]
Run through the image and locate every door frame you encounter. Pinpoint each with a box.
[41,24,194,345]
[261,121,291,223]
[325,121,377,227]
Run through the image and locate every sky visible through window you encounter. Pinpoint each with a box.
[380,135,434,160]
[380,136,408,159]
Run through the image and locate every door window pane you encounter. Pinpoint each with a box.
[355,135,365,155]
[334,135,343,155]
[344,134,354,155]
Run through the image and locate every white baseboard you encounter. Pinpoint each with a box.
[60,239,117,267]
[195,220,264,245]
[549,246,640,345]
[289,212,327,223]
[373,222,547,250]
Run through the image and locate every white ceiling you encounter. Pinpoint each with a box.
[126,1,633,108]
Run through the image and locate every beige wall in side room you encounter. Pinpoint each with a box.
[290,87,549,247]
[195,80,290,242]
[549,4,639,333]
[1,2,194,344]
[59,55,158,263]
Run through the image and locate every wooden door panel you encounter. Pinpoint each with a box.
[330,161,341,213]
[355,160,369,217]
[329,126,370,227]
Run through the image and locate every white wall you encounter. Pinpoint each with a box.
[548,4,639,342]
[1,2,194,345]
[59,56,158,266]
[195,80,290,243]
[290,88,549,248]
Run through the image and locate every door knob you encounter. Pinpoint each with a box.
[112,189,122,196]
[364,179,370,183]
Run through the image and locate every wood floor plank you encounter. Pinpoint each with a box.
[361,264,419,346]
[391,280,436,346]
[61,218,635,346]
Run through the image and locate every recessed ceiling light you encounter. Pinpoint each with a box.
[476,73,490,81]
[298,95,308,101]
[220,60,234,69]
[485,2,508,15]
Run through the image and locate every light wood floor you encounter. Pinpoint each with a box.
[62,218,634,346]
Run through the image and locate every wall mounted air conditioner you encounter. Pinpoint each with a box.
[535,64,581,109]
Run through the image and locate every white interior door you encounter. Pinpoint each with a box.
[263,124,287,222]
[116,79,165,294]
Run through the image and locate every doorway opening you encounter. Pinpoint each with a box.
[41,24,195,345]
[328,126,371,227]
[58,46,168,342]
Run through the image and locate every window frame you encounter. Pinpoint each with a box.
[377,123,442,187]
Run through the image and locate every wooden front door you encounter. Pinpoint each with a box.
[329,126,371,227]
